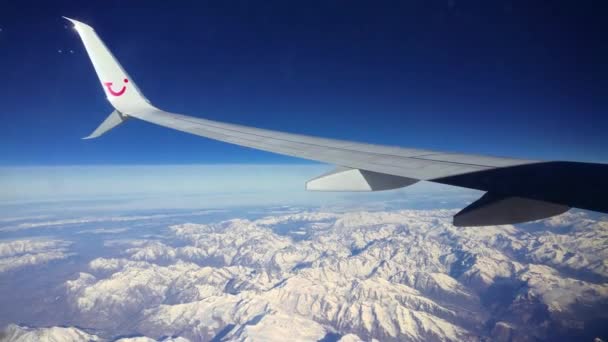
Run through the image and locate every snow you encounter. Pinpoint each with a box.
[3,208,607,341]
[0,238,73,272]
[1,324,100,342]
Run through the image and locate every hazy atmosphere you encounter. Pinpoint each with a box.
[1,1,607,342]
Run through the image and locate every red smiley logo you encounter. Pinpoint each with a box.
[103,78,129,96]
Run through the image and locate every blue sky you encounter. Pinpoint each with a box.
[1,1,607,167]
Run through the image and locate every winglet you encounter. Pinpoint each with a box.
[63,16,154,115]
[82,110,127,139]
[62,16,79,27]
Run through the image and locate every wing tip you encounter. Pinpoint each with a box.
[62,16,77,25]
[62,16,92,31]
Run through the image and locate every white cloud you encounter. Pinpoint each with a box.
[0,238,73,273]
[0,215,52,223]
[76,227,130,234]
[0,210,221,232]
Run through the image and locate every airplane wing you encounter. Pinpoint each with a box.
[65,17,608,226]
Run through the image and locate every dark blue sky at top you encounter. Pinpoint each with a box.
[0,0,607,166]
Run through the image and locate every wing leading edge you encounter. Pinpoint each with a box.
[66,17,608,226]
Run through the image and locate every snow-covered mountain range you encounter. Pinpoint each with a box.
[2,209,607,341]
[0,238,73,273]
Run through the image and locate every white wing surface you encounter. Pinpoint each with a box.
[65,17,608,226]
